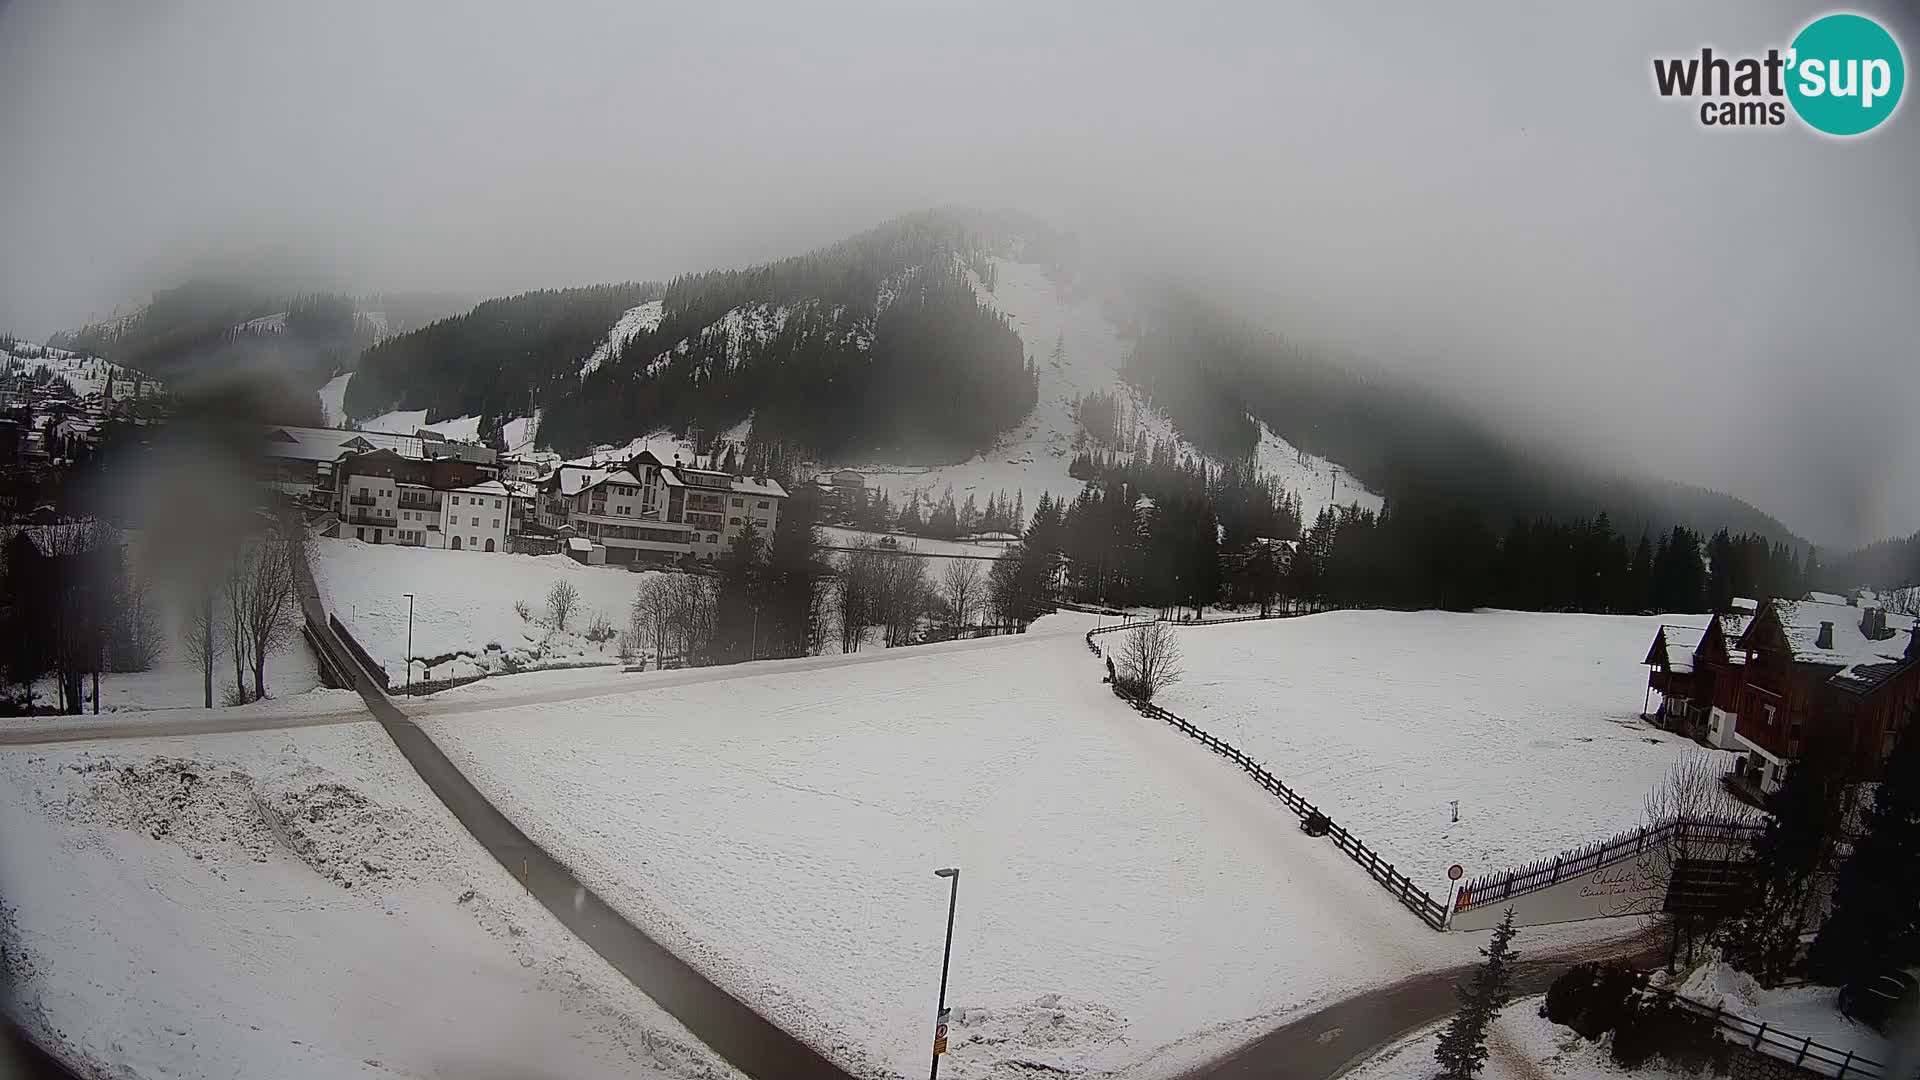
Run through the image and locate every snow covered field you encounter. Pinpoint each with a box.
[0,724,736,1080]
[309,538,656,683]
[1155,610,1727,889]
[417,616,1636,1080]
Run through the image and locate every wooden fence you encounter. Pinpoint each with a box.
[1654,985,1890,1080]
[1086,619,1451,930]
[1454,816,1765,914]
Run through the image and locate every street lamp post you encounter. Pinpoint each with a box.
[929,867,960,1080]
[402,593,415,694]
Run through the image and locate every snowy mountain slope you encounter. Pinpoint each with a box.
[842,255,1378,521]
[2,339,160,397]
[580,299,665,378]
[317,371,353,426]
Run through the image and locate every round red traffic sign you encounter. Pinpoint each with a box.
[1447,864,1464,881]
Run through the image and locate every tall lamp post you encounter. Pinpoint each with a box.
[402,592,415,694]
[929,867,960,1080]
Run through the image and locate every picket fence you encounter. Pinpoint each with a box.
[1454,816,1765,914]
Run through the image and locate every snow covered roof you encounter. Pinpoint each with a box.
[567,537,593,552]
[265,425,424,463]
[553,465,610,496]
[1805,591,1849,606]
[449,480,511,497]
[1711,612,1754,665]
[1758,597,1917,675]
[731,475,787,499]
[1645,625,1705,673]
[1729,597,1758,613]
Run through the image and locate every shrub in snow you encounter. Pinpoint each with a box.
[1117,621,1181,701]
[546,581,580,631]
[584,611,616,648]
[514,599,532,623]
[1542,962,1645,1040]
[1608,995,1728,1073]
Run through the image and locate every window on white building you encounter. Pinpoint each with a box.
[491,519,499,528]
[452,496,460,505]
[731,497,743,507]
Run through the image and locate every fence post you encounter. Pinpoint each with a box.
[1835,1050,1852,1079]
[1793,1036,1811,1067]
[1751,1021,1767,1049]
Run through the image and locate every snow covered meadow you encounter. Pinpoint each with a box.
[310,537,662,683]
[415,613,1639,1080]
[1155,610,1727,889]
[0,724,737,1080]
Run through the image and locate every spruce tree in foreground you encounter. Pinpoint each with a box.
[1808,720,1920,986]
[1721,738,1843,986]
[1435,910,1520,1080]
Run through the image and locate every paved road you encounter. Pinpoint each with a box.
[0,706,369,746]
[1176,933,1663,1080]
[290,555,854,1080]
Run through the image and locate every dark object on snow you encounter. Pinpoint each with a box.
[1838,969,1918,1033]
[1105,657,1116,683]
[1300,812,1331,836]
[1541,962,1645,1040]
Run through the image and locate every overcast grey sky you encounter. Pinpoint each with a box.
[2,1,1915,547]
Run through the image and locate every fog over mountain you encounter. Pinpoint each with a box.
[2,0,1915,547]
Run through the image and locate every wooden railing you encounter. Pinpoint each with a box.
[1085,615,1451,930]
[1654,985,1890,1080]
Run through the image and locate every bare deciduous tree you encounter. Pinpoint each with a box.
[1885,585,1919,618]
[942,560,983,629]
[236,536,298,702]
[546,580,581,631]
[630,575,674,669]
[1643,755,1750,968]
[835,542,884,653]
[1118,620,1183,701]
[585,611,616,649]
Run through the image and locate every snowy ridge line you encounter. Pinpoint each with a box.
[1652,984,1888,1080]
[1084,619,1452,931]
[1454,816,1763,914]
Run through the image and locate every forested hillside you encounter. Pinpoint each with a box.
[343,209,1049,460]
[345,283,660,426]
[1122,292,1803,545]
[47,281,467,426]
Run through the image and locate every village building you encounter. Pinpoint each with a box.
[1650,593,1919,797]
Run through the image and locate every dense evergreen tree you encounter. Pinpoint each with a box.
[1722,739,1847,986]
[1808,721,1920,986]
[1435,912,1520,1080]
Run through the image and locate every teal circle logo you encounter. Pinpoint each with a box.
[1787,13,1905,136]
